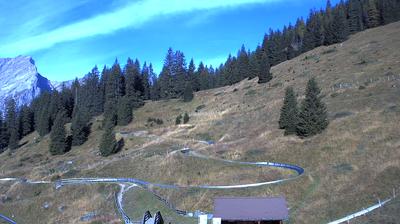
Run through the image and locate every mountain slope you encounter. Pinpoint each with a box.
[0,22,399,224]
[0,56,53,111]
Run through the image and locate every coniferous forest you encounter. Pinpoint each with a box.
[0,0,399,155]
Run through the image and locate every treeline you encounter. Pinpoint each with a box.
[0,0,399,155]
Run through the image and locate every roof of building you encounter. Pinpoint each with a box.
[213,197,289,221]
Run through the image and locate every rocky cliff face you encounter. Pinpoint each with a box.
[0,56,53,112]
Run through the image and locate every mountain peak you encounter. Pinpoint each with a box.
[0,55,52,111]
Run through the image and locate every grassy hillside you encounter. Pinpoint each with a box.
[1,22,400,224]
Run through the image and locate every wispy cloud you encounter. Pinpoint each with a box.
[0,0,277,55]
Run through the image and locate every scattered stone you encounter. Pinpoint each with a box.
[0,194,11,203]
[332,111,354,120]
[80,212,98,222]
[333,82,353,89]
[43,201,51,209]
[58,205,67,213]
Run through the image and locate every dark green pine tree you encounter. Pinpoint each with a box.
[303,10,324,52]
[224,55,239,85]
[59,85,75,118]
[103,60,124,125]
[173,50,188,97]
[366,0,381,28]
[175,114,182,125]
[124,58,143,108]
[99,120,119,157]
[237,45,251,80]
[34,92,52,136]
[49,110,69,155]
[106,59,125,101]
[159,48,175,99]
[149,64,160,101]
[141,62,151,100]
[323,0,335,45]
[258,52,272,84]
[0,111,8,152]
[198,62,210,90]
[71,107,90,146]
[279,87,299,135]
[183,82,194,102]
[249,46,262,79]
[5,99,19,150]
[19,105,34,137]
[187,58,197,89]
[331,1,349,43]
[348,0,364,34]
[117,96,133,126]
[297,78,329,137]
[379,0,400,25]
[83,66,104,116]
[183,112,189,124]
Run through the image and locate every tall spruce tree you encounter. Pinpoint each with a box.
[303,10,324,52]
[249,46,262,79]
[331,1,349,43]
[174,50,188,97]
[71,107,90,146]
[0,111,8,152]
[279,87,299,135]
[125,58,144,108]
[141,62,151,100]
[149,64,160,101]
[117,96,132,126]
[20,105,34,137]
[82,66,104,116]
[297,78,329,137]
[379,0,400,25]
[183,82,194,102]
[323,0,335,45]
[5,99,19,149]
[49,110,69,155]
[366,0,381,28]
[103,60,124,125]
[237,45,251,80]
[187,59,196,87]
[99,120,119,157]
[258,52,272,84]
[348,0,364,33]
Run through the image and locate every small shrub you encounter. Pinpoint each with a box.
[333,163,353,174]
[359,85,366,90]
[183,112,189,124]
[332,111,354,120]
[271,82,283,88]
[245,89,257,96]
[322,48,337,55]
[147,117,164,125]
[175,114,182,125]
[330,92,340,98]
[196,132,213,141]
[195,104,206,112]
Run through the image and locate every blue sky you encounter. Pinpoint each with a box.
[0,0,339,81]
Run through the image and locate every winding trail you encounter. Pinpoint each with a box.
[0,213,16,224]
[0,148,304,223]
